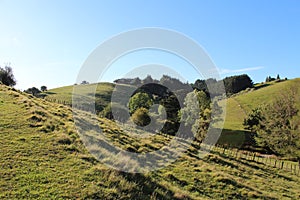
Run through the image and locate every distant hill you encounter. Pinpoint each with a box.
[1,82,300,199]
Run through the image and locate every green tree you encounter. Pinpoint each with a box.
[0,66,16,87]
[254,87,300,165]
[41,86,47,92]
[24,87,41,96]
[223,74,253,95]
[180,90,211,140]
[276,74,280,80]
[128,92,153,114]
[243,107,264,133]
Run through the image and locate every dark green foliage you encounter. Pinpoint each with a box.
[192,74,253,96]
[243,108,264,132]
[128,92,153,114]
[245,87,300,162]
[41,86,47,92]
[24,87,41,97]
[0,66,16,87]
[257,88,300,160]
[276,74,280,80]
[223,74,253,95]
[192,79,208,92]
[266,76,276,82]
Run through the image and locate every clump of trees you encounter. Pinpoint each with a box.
[24,87,41,96]
[265,74,282,82]
[24,86,48,97]
[244,87,300,165]
[223,74,253,95]
[192,74,253,96]
[0,65,16,87]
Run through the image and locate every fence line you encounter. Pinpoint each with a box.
[212,145,300,176]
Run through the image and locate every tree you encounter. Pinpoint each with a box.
[276,74,280,80]
[0,66,16,87]
[41,86,47,92]
[128,92,153,114]
[223,74,253,95]
[24,87,41,96]
[249,87,300,165]
[81,80,89,85]
[180,90,211,140]
[243,107,264,133]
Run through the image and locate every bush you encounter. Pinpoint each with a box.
[131,107,151,127]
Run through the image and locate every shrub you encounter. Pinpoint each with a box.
[131,107,151,127]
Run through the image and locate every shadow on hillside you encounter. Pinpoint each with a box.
[84,169,192,200]
[122,172,192,200]
[254,83,271,90]
[217,129,254,148]
[45,91,57,95]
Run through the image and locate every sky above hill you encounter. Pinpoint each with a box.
[1,0,300,90]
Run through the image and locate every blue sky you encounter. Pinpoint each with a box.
[1,0,300,90]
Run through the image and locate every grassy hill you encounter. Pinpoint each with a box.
[44,82,115,110]
[1,83,300,199]
[220,78,300,147]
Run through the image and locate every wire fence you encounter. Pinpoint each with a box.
[212,145,300,176]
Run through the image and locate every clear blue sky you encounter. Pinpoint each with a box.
[1,0,300,90]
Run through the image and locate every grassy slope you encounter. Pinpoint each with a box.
[45,82,135,112]
[220,79,300,146]
[234,79,300,113]
[1,84,300,199]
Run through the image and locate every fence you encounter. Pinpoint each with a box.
[211,145,300,176]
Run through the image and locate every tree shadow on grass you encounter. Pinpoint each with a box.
[83,169,192,200]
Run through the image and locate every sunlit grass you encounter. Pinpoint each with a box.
[1,83,300,199]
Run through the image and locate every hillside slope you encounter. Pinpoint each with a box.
[224,79,298,129]
[220,79,300,146]
[1,84,300,199]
